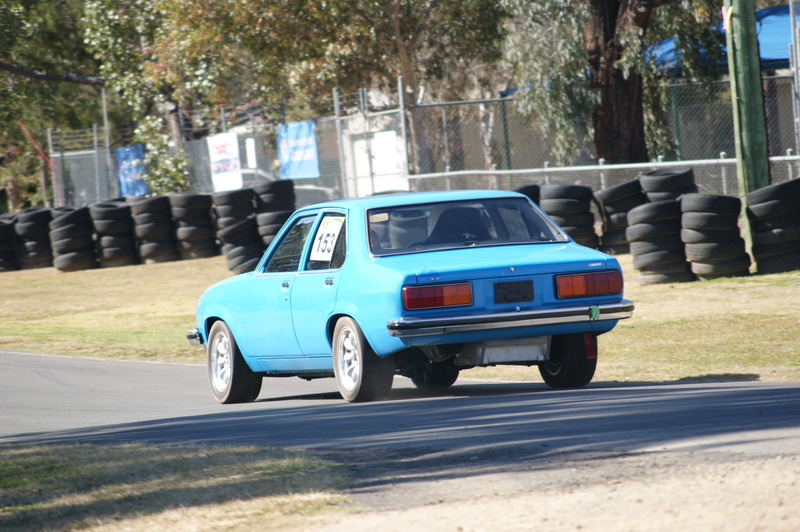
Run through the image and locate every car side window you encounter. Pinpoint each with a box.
[306,214,347,271]
[264,215,316,273]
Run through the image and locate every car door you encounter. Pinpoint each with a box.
[237,214,317,363]
[289,212,347,357]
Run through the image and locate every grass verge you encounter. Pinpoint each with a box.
[0,443,348,532]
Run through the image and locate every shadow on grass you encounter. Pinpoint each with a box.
[0,443,347,531]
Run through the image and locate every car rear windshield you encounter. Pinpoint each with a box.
[367,198,568,256]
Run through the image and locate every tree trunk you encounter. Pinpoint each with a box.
[584,0,649,164]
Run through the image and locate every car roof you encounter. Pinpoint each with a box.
[295,189,528,214]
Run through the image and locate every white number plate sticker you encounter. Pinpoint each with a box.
[310,216,344,262]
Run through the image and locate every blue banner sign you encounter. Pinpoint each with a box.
[278,120,320,179]
[115,143,148,197]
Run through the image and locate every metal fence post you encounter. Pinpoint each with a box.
[397,76,410,178]
[332,88,349,196]
[360,88,376,194]
[720,152,728,195]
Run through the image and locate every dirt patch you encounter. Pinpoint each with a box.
[306,450,799,531]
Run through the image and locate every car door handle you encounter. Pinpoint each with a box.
[325,277,334,286]
[281,281,290,288]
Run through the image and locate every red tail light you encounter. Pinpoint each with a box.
[403,283,472,310]
[556,271,623,298]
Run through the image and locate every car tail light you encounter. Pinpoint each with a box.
[556,271,623,298]
[403,283,472,310]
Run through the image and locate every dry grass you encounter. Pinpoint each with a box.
[0,443,348,532]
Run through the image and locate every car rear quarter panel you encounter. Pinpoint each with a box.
[344,242,627,356]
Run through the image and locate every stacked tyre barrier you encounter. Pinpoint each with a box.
[627,200,694,284]
[253,180,296,247]
[14,208,53,269]
[0,215,18,271]
[129,196,179,264]
[217,216,262,274]
[515,184,541,205]
[594,179,648,254]
[745,178,800,274]
[169,193,218,260]
[49,207,97,272]
[638,167,698,202]
[90,201,139,268]
[681,193,750,280]
[212,188,262,274]
[538,184,599,249]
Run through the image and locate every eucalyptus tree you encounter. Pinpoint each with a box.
[503,0,724,164]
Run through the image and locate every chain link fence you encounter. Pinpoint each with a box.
[49,75,800,207]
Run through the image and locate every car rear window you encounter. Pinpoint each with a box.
[367,198,567,256]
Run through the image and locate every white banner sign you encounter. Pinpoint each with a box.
[207,132,242,192]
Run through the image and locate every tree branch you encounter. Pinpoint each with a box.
[0,61,105,86]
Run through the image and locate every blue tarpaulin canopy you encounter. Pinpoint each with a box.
[649,4,793,71]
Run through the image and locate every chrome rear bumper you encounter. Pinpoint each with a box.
[387,300,634,338]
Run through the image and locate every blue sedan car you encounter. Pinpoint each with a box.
[188,190,633,403]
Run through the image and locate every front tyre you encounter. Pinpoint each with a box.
[539,333,597,388]
[207,321,262,404]
[332,317,393,402]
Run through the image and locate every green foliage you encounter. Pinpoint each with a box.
[502,0,724,164]
[133,114,189,194]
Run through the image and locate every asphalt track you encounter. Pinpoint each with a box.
[3,349,800,463]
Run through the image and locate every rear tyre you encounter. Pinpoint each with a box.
[207,321,262,404]
[539,333,597,388]
[333,317,393,402]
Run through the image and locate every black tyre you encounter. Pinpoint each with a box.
[515,184,540,204]
[626,220,680,242]
[749,213,800,232]
[52,235,94,254]
[207,321,262,404]
[332,317,393,402]
[129,195,170,215]
[746,198,799,220]
[752,240,800,260]
[256,211,293,226]
[92,218,134,235]
[629,236,684,256]
[638,167,695,192]
[627,201,681,225]
[637,271,696,284]
[539,184,593,201]
[133,210,172,224]
[681,193,741,215]
[756,252,800,274]
[251,179,295,195]
[752,227,800,246]
[632,249,686,269]
[746,178,800,205]
[168,192,212,209]
[212,188,255,206]
[410,358,460,390]
[539,333,597,388]
[594,179,642,204]
[685,241,747,263]
[599,193,648,216]
[681,212,740,231]
[691,254,751,276]
[540,198,591,215]
[680,228,742,244]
